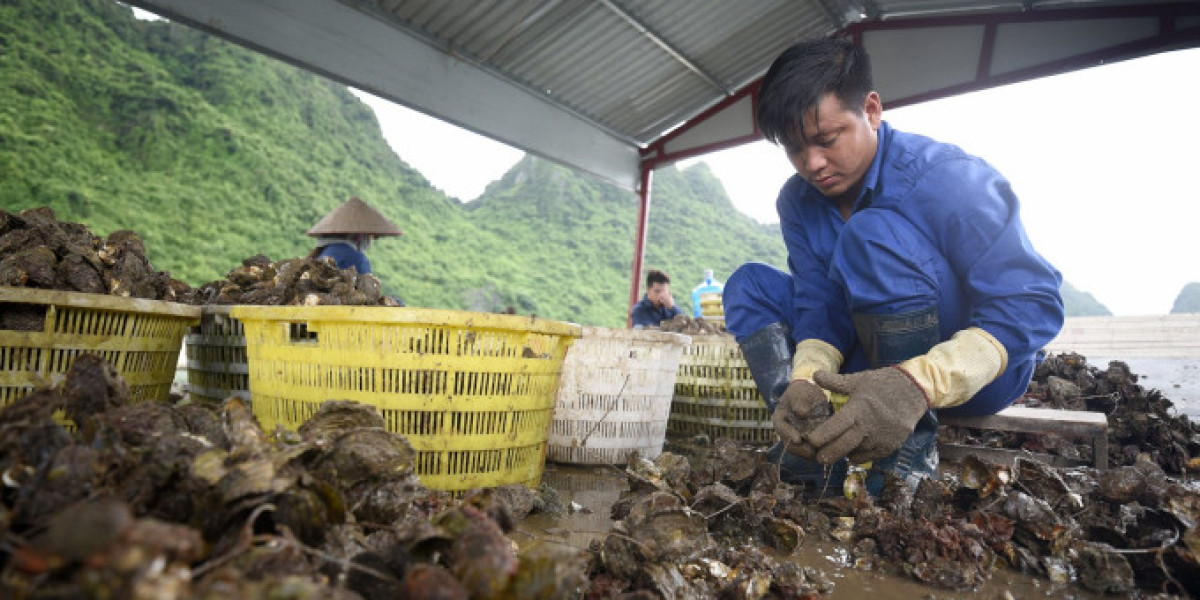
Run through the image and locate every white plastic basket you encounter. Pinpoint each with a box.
[547,326,689,465]
[185,306,249,404]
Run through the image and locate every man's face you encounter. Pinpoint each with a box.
[646,282,671,307]
[784,91,882,202]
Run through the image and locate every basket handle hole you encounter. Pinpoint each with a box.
[288,322,318,344]
[0,304,47,332]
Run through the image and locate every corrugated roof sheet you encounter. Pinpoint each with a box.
[358,0,841,145]
[349,0,1186,149]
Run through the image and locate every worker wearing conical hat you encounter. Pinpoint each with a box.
[306,197,402,275]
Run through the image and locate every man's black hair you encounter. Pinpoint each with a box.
[756,37,873,148]
[646,269,670,287]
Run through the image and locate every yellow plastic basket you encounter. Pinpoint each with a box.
[0,286,200,410]
[230,306,580,493]
[185,306,249,404]
[669,334,775,445]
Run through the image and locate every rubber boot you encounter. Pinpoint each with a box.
[765,441,849,495]
[850,306,942,495]
[741,322,850,493]
[737,321,793,413]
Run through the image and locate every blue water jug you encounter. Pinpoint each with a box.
[691,269,724,322]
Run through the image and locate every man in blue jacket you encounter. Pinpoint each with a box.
[631,269,683,327]
[725,37,1064,494]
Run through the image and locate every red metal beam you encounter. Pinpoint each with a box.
[639,80,761,169]
[641,133,762,171]
[627,165,653,327]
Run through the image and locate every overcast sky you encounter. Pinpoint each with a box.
[354,48,1200,317]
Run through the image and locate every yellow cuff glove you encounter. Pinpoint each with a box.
[789,338,845,407]
[897,327,1008,409]
[790,338,843,383]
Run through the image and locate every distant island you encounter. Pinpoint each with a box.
[1172,282,1200,314]
[1061,281,1111,317]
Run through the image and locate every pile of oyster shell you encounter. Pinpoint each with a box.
[942,352,1200,474]
[654,314,727,335]
[592,360,1200,598]
[0,355,579,599]
[0,207,187,301]
[179,254,400,307]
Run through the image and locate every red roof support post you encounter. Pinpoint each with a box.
[627,163,653,328]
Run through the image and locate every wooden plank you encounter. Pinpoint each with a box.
[941,406,1107,437]
[939,444,1091,469]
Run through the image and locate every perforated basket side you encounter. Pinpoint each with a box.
[667,394,775,444]
[0,288,199,411]
[547,327,688,465]
[232,306,580,492]
[667,334,774,445]
[185,307,249,404]
[546,418,670,464]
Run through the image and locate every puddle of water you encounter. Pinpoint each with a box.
[516,464,628,551]
[516,463,1108,600]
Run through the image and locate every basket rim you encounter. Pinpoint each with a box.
[683,333,737,344]
[229,305,581,337]
[0,286,201,319]
[581,326,690,346]
[197,304,235,316]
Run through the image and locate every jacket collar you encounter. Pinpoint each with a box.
[851,120,891,213]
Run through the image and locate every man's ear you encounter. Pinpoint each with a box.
[863,91,883,129]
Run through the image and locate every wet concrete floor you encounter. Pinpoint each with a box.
[517,463,1108,600]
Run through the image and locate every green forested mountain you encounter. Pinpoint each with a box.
[0,0,784,326]
[1,0,461,285]
[1171,283,1200,314]
[467,156,785,322]
[1061,281,1111,317]
[1,0,1108,325]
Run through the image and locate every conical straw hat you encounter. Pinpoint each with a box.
[306,197,403,236]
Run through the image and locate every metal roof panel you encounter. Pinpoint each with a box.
[358,0,845,144]
[135,0,1200,188]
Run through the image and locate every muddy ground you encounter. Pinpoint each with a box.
[529,464,1110,600]
[5,350,1199,599]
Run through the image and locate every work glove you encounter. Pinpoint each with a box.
[771,338,844,459]
[771,379,832,460]
[805,327,1009,464]
[807,367,928,464]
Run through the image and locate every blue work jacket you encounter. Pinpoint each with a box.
[778,121,1064,370]
[316,242,371,275]
[630,295,682,328]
